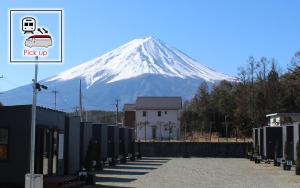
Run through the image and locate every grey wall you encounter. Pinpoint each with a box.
[92,124,108,161]
[138,142,250,158]
[65,116,81,175]
[80,122,93,165]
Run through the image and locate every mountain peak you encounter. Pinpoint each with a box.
[2,37,237,111]
[122,36,163,50]
[141,36,158,41]
[143,36,155,41]
[47,37,236,87]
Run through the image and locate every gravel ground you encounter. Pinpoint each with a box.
[93,157,300,188]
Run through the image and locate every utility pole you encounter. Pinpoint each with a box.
[73,106,79,116]
[29,57,38,188]
[115,98,120,125]
[79,79,83,122]
[169,122,171,141]
[135,121,138,140]
[184,122,187,141]
[144,122,146,141]
[85,110,88,122]
[52,88,59,110]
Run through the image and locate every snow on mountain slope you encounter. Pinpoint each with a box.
[0,37,236,111]
[46,36,235,87]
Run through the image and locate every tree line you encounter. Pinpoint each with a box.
[181,52,300,138]
[68,110,123,124]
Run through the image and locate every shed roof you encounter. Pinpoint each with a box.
[266,113,300,117]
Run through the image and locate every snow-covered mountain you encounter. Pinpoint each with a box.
[0,37,236,111]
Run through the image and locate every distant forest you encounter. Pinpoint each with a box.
[68,110,123,124]
[181,52,300,138]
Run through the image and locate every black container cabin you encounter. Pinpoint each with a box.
[128,128,136,160]
[252,128,259,152]
[293,123,300,160]
[282,125,294,161]
[92,124,108,164]
[107,125,119,165]
[119,127,129,163]
[258,128,264,157]
[80,122,93,167]
[0,105,66,186]
[263,126,283,160]
[64,116,81,175]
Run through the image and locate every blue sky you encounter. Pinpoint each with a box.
[0,0,299,91]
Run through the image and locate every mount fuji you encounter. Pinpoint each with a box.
[0,37,236,111]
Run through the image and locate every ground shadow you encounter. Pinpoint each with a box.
[99,170,148,176]
[95,176,137,183]
[108,165,157,170]
[93,184,135,188]
[141,157,172,161]
[135,160,169,163]
[125,162,163,166]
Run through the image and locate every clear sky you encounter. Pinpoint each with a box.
[0,0,299,91]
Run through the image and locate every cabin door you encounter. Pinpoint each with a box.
[35,128,58,176]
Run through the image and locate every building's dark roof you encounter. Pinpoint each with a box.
[123,104,135,111]
[0,105,65,114]
[135,96,182,110]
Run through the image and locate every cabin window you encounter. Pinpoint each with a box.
[0,128,8,160]
[142,111,147,117]
[164,111,167,115]
[158,111,161,117]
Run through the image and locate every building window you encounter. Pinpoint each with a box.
[158,111,161,117]
[0,128,8,160]
[164,111,167,115]
[142,111,147,117]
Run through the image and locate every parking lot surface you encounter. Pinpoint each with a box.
[93,157,300,188]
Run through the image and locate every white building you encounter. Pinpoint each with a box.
[266,113,300,127]
[124,97,182,140]
[265,113,300,160]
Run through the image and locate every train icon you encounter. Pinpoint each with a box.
[22,17,36,34]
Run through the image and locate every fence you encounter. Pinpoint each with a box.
[137,141,251,157]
